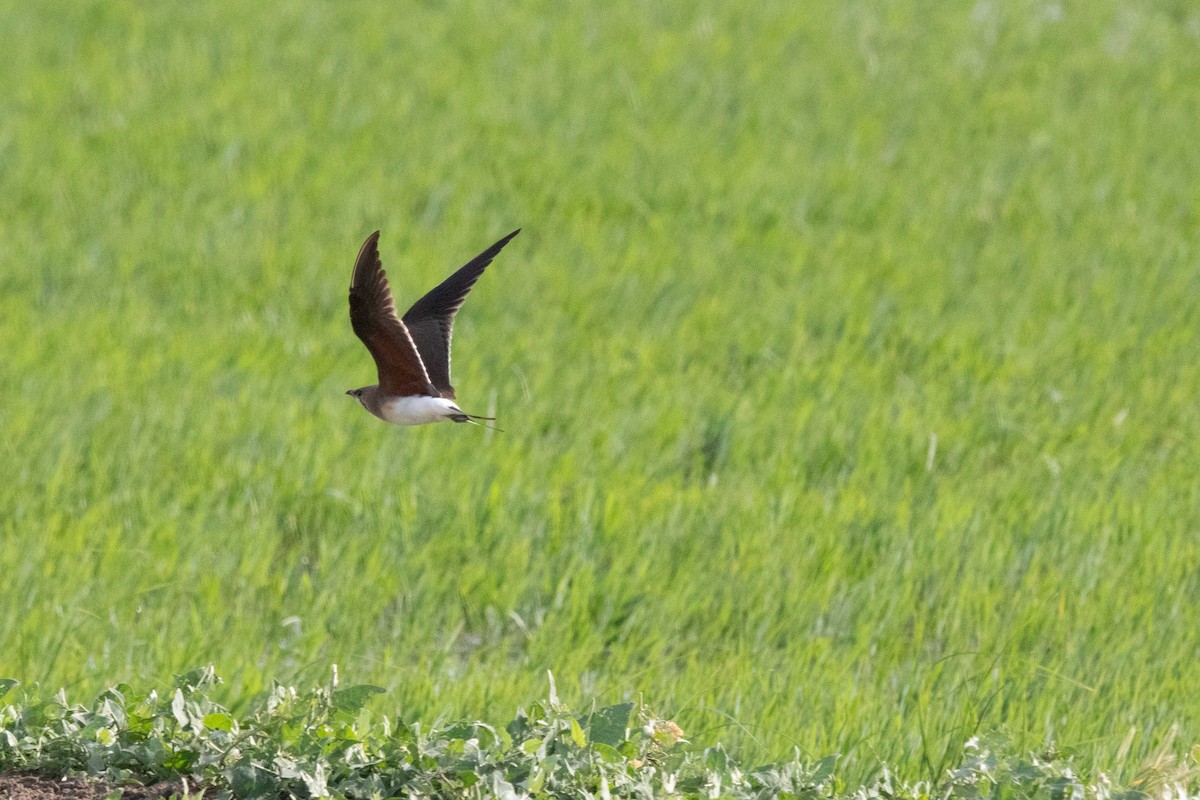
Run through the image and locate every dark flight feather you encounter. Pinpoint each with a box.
[348,231,438,398]
[402,229,521,398]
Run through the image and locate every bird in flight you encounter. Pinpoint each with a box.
[346,229,520,426]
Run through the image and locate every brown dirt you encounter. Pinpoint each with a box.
[0,774,184,799]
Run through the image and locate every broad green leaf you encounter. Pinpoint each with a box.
[591,742,622,762]
[581,703,632,747]
[528,766,546,794]
[569,716,586,747]
[811,754,838,784]
[332,684,386,713]
[505,711,530,741]
[203,712,234,731]
[226,763,273,798]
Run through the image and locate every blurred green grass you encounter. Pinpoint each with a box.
[2,0,1199,785]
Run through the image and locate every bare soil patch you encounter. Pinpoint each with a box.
[0,775,182,800]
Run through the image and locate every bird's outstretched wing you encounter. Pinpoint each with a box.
[349,231,438,398]
[402,229,521,399]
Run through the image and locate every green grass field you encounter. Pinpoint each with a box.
[2,0,1199,788]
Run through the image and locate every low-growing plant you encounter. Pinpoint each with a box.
[0,667,817,798]
[1,669,1193,799]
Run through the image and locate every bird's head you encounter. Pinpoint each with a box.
[345,387,371,407]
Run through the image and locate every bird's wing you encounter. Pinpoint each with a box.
[401,229,521,399]
[349,231,438,398]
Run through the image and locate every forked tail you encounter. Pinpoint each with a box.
[449,411,503,432]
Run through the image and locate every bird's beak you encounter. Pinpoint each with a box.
[345,390,353,396]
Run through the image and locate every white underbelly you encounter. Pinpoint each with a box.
[380,395,460,426]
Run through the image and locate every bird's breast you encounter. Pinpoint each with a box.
[379,394,459,426]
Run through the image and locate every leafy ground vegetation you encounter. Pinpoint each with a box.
[3,670,1194,799]
[2,0,1200,795]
